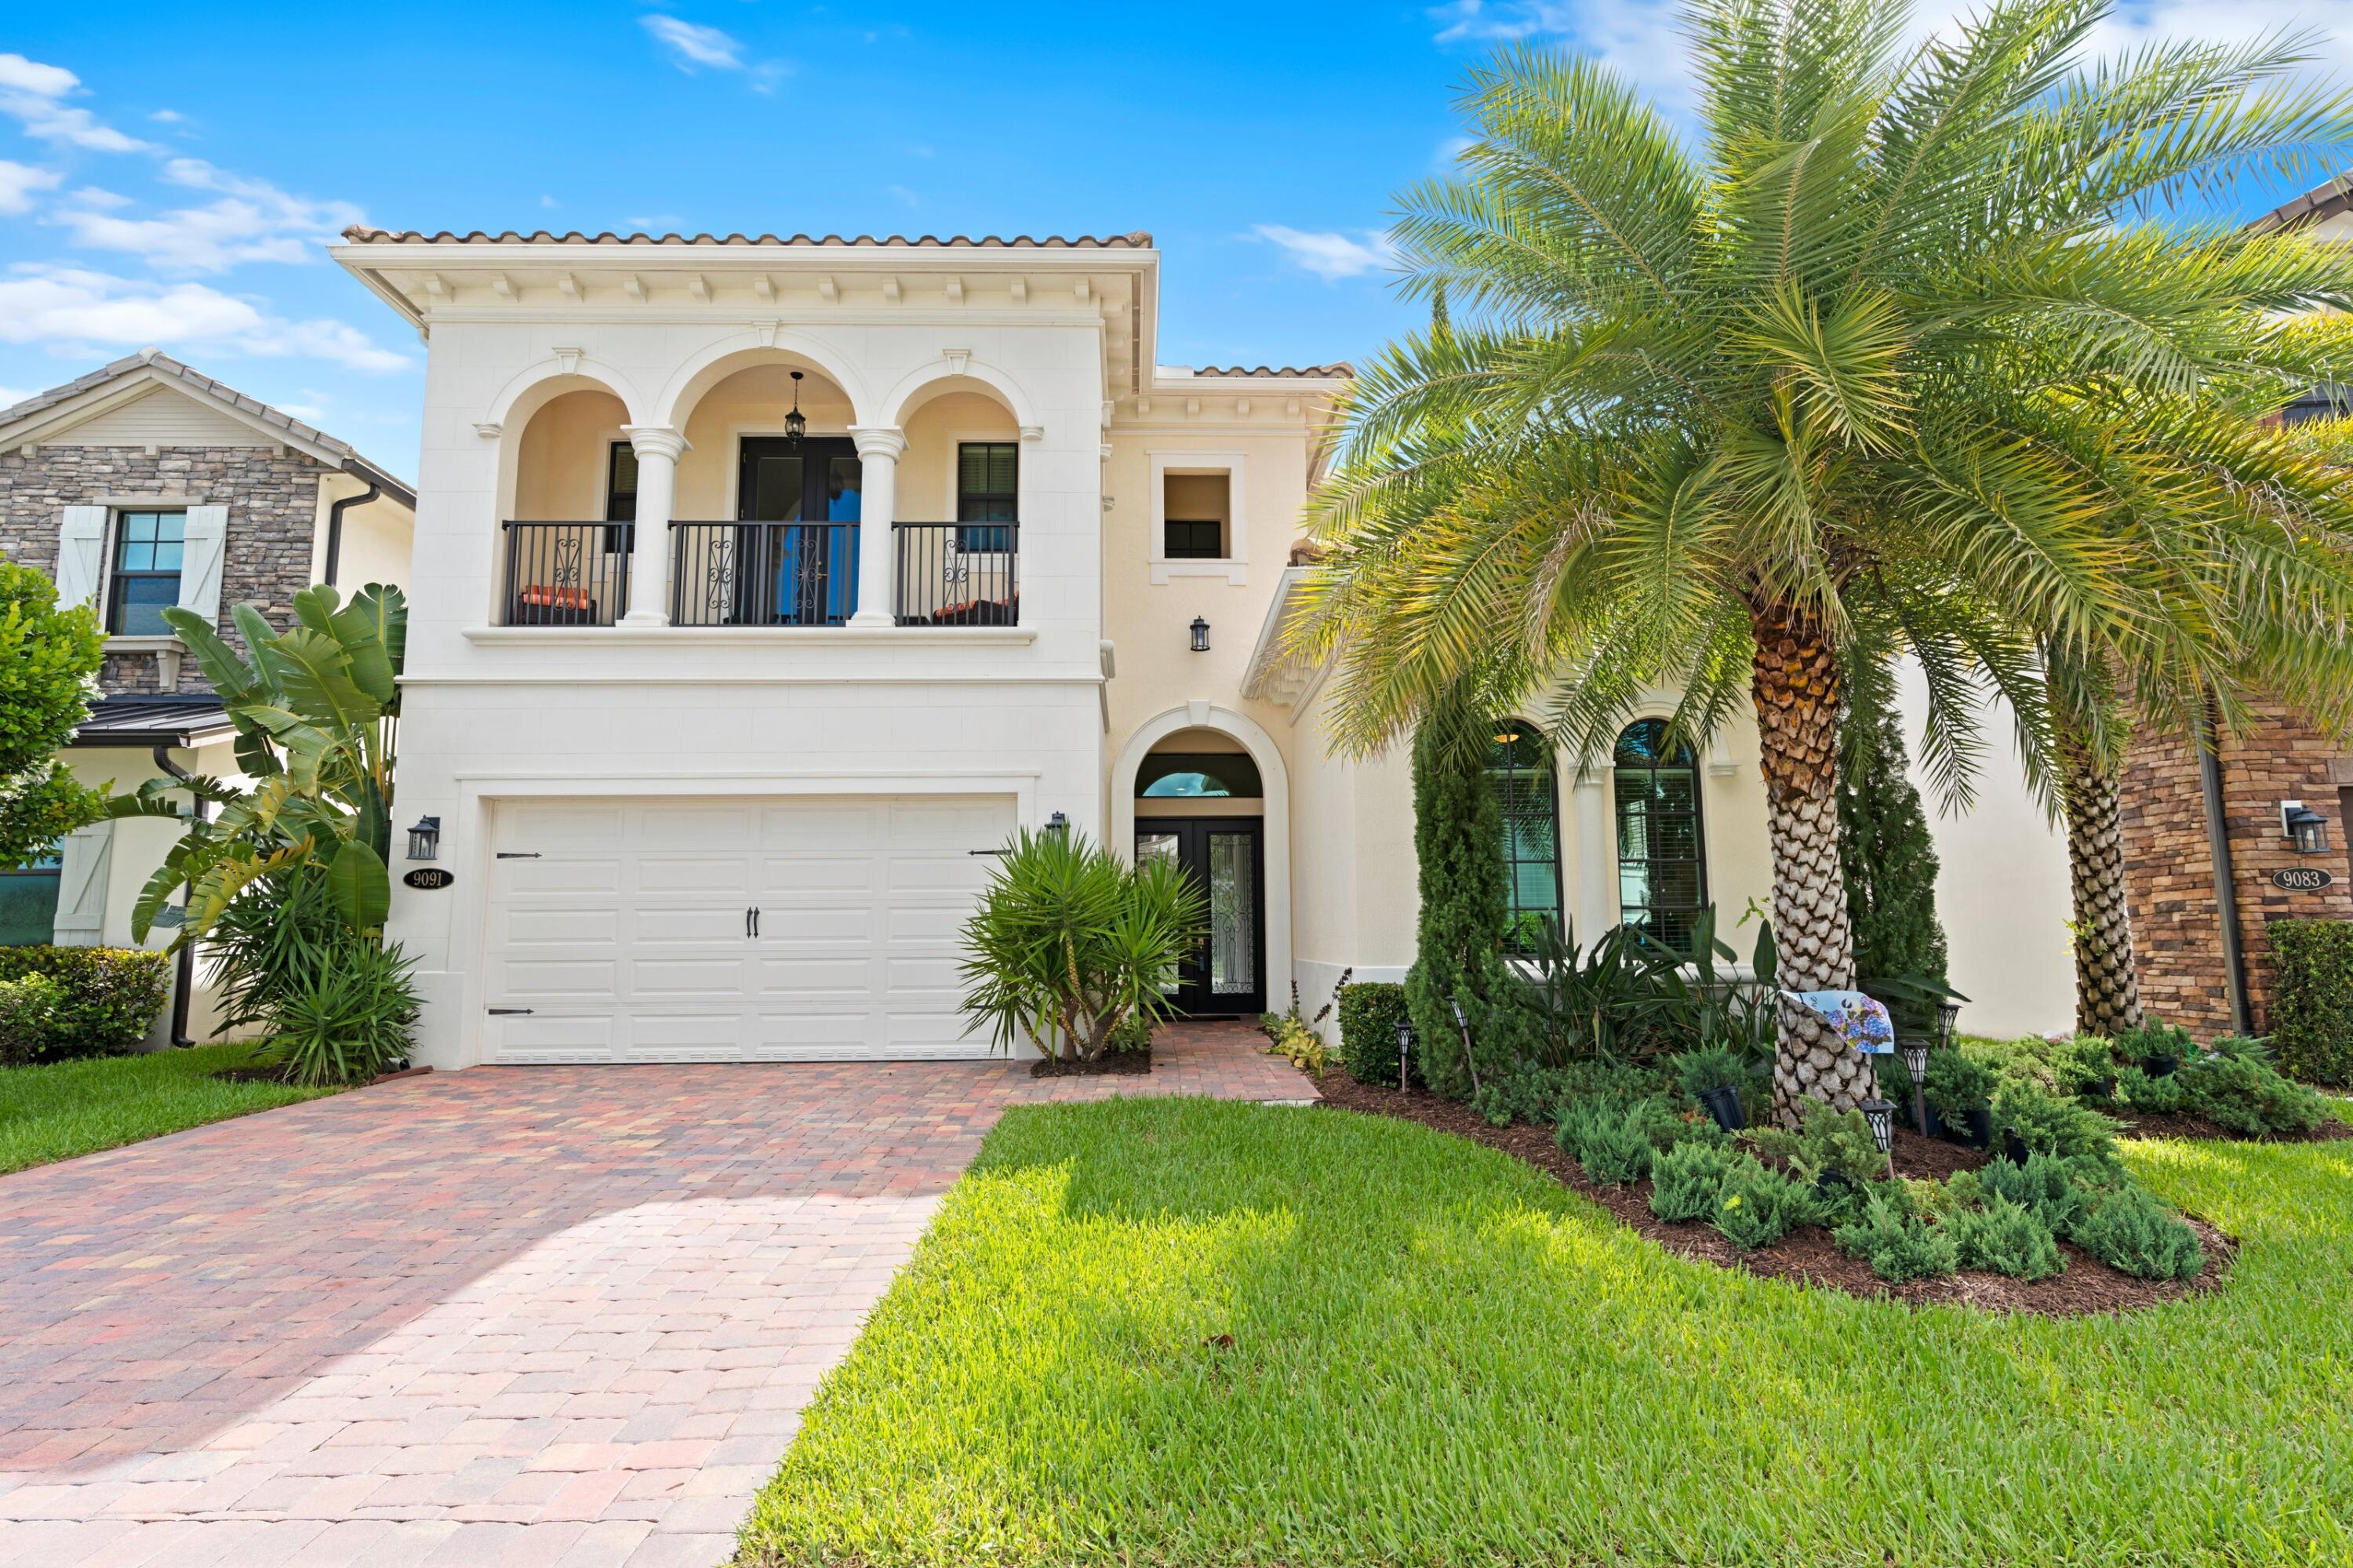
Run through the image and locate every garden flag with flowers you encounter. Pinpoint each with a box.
[1780,990,1896,1055]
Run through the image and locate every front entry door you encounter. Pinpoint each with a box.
[736,437,861,624]
[1135,818,1264,1017]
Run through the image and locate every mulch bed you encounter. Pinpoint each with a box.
[2111,1110,2351,1143]
[1312,1068,2233,1318]
[210,1064,435,1088]
[1030,1049,1151,1079]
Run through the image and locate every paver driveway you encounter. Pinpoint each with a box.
[0,1024,1312,1567]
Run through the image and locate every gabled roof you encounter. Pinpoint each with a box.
[0,348,415,505]
[341,225,1153,250]
[2249,173,2353,234]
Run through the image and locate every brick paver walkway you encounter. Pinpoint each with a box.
[0,1023,1311,1566]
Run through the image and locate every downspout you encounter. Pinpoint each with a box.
[153,743,206,1048]
[325,478,380,588]
[2195,727,2255,1035]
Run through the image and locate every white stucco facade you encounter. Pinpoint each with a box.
[331,228,1797,1067]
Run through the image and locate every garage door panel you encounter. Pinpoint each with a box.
[499,908,620,946]
[633,857,754,896]
[485,792,1013,1063]
[497,858,623,897]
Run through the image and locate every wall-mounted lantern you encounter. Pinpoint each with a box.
[1046,810,1069,837]
[2282,800,2331,854]
[406,815,442,862]
[1189,616,1210,653]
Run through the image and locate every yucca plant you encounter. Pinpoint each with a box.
[1297,0,2353,1121]
[959,828,1207,1062]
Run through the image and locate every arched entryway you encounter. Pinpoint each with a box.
[1111,706,1291,1019]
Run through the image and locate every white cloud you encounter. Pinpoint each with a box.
[0,52,154,153]
[642,15,744,70]
[1250,224,1398,282]
[52,159,362,272]
[0,160,62,215]
[0,265,410,372]
[0,386,33,410]
[540,193,559,209]
[147,107,184,124]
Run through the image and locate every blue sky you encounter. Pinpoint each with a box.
[2,2,2345,480]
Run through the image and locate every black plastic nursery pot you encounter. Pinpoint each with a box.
[2147,1053,2181,1078]
[1697,1084,1746,1133]
[2003,1129,2032,1165]
[1922,1103,1944,1139]
[1959,1105,1995,1148]
[2088,1075,2118,1101]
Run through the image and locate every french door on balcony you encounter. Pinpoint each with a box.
[1134,818,1265,1017]
[723,437,860,625]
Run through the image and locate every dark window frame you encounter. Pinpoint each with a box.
[956,441,1016,553]
[1613,718,1709,956]
[1136,751,1265,799]
[1162,518,1225,559]
[105,509,187,636]
[1486,720,1562,953]
[602,440,638,554]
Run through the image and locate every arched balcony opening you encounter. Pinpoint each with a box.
[500,384,636,626]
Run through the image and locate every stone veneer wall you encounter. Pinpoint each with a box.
[0,444,327,695]
[2118,706,2353,1039]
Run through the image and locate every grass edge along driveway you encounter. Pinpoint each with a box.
[738,1095,2353,1568]
[0,1042,339,1175]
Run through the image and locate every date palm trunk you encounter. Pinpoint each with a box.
[1750,600,1869,1123]
[2059,729,2143,1038]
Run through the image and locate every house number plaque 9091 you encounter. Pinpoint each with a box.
[2273,867,2333,893]
[404,868,456,891]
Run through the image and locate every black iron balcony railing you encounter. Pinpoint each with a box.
[669,521,860,628]
[500,522,633,626]
[893,522,1019,626]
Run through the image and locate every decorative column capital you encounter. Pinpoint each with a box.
[1019,424,1046,443]
[848,425,907,461]
[620,424,690,463]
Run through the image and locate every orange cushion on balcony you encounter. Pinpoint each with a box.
[518,584,594,609]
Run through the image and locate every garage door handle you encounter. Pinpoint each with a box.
[749,906,762,938]
[496,852,540,859]
[488,1006,533,1016]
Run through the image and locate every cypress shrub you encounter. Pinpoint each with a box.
[2270,919,2353,1086]
[1837,704,1950,1024]
[1336,981,1411,1086]
[1402,701,1541,1099]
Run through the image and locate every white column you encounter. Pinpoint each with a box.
[1573,764,1617,942]
[619,425,688,626]
[848,426,904,627]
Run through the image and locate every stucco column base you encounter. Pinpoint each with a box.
[619,425,689,626]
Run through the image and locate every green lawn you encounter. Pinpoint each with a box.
[0,1043,338,1175]
[740,1097,2353,1567]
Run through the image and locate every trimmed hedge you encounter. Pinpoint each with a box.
[0,946,171,1064]
[2271,919,2353,1086]
[1337,981,1411,1087]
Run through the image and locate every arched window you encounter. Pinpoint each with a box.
[1486,720,1561,951]
[1614,719,1707,953]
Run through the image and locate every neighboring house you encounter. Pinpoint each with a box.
[0,350,416,1042]
[330,224,1783,1068]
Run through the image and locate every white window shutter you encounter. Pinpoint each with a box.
[54,506,107,611]
[177,504,230,629]
[53,822,114,947]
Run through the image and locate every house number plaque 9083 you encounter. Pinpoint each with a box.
[2273,867,2333,893]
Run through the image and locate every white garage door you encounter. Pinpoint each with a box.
[482,795,1015,1063]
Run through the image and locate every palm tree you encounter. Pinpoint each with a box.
[1297,0,2353,1119]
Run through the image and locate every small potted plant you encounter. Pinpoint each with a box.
[1924,1048,1995,1149]
[1672,1046,1750,1133]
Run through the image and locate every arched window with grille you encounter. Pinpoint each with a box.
[1614,719,1707,953]
[1486,719,1561,951]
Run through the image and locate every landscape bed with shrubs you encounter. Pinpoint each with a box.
[1310,980,2348,1315]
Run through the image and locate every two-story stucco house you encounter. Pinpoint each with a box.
[331,226,1785,1068]
[0,350,416,1042]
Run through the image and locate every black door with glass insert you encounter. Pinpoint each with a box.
[715,433,875,621]
[1134,818,1264,1017]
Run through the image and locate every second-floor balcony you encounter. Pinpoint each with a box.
[498,519,1020,628]
[493,356,1032,635]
